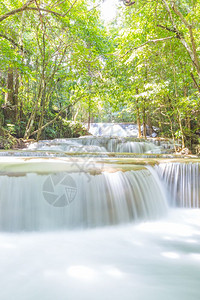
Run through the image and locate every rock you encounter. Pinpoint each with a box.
[180,148,192,155]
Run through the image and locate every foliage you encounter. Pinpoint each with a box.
[42,119,89,140]
[0,0,199,152]
[0,127,17,149]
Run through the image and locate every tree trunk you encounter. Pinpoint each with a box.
[167,113,177,152]
[88,100,91,131]
[24,82,42,139]
[162,0,200,80]
[142,107,146,139]
[136,99,142,138]
[5,67,14,105]
[177,109,185,149]
[14,70,19,121]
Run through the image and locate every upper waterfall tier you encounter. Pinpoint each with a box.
[88,123,159,137]
[88,123,139,137]
[27,137,172,154]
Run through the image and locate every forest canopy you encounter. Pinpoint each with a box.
[0,0,199,152]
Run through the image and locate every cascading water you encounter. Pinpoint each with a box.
[79,137,161,153]
[155,163,200,207]
[115,141,161,153]
[0,160,199,232]
[0,160,200,300]
[27,137,163,154]
[88,122,138,137]
[0,168,167,231]
[28,139,107,153]
[0,123,200,300]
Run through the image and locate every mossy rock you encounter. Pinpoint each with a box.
[0,127,18,149]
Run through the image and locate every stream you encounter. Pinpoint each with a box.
[0,123,199,300]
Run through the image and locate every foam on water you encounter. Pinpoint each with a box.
[0,209,200,300]
[0,120,199,300]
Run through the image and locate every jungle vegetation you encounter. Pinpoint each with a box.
[0,0,199,152]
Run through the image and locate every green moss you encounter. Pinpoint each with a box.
[0,127,17,149]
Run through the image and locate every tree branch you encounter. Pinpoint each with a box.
[30,111,64,136]
[26,7,62,17]
[162,0,200,78]
[0,0,77,23]
[30,96,84,137]
[157,24,176,33]
[122,36,175,58]
[50,0,66,9]
[190,72,200,94]
[170,1,190,27]
[0,0,34,22]
[162,0,177,29]
[171,2,200,76]
[0,33,26,53]
[62,0,78,17]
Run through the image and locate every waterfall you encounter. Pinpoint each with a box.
[155,162,200,207]
[27,137,162,154]
[0,168,168,231]
[115,141,161,153]
[0,129,199,300]
[88,123,138,137]
[28,139,107,153]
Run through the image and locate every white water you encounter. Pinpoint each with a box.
[89,122,138,137]
[0,161,199,231]
[115,141,161,154]
[27,137,162,154]
[28,139,107,153]
[156,163,200,207]
[1,209,200,300]
[0,168,167,231]
[0,157,200,299]
[25,122,175,154]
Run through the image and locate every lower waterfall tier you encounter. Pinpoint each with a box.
[0,168,168,231]
[156,163,200,207]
